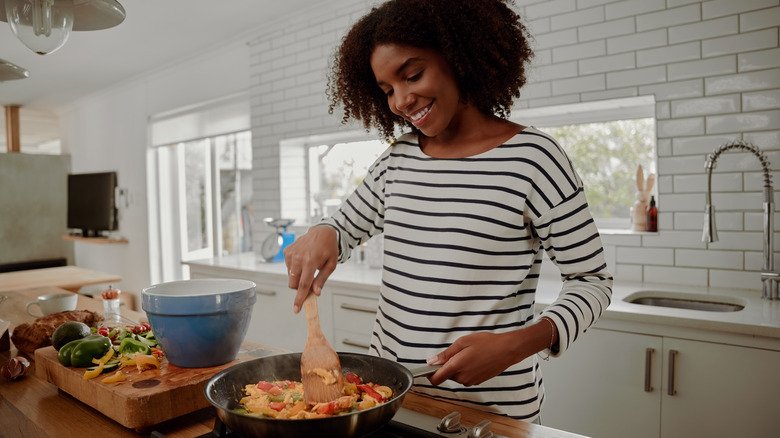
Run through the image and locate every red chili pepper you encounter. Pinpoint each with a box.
[256,381,274,391]
[358,384,385,402]
[345,372,362,384]
[269,401,287,411]
[151,347,165,358]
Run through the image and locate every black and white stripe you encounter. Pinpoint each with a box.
[322,127,613,421]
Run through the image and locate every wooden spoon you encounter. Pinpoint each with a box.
[300,293,344,404]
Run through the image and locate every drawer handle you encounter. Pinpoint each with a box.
[340,303,377,314]
[644,348,654,392]
[256,290,277,297]
[341,338,371,349]
[667,349,678,396]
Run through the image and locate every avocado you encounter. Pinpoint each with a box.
[51,321,92,351]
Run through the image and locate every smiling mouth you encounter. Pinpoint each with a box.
[407,103,432,124]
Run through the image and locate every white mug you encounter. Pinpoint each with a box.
[26,293,78,317]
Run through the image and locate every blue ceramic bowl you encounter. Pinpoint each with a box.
[141,278,257,368]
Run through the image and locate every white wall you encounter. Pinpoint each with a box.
[246,0,780,293]
[59,40,251,296]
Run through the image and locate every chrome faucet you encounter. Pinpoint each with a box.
[703,140,778,300]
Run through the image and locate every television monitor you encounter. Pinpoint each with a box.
[67,171,118,237]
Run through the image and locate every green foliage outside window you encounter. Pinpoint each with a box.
[541,119,656,223]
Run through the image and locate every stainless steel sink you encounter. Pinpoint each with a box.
[624,291,745,312]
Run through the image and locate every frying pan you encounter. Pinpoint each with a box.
[204,352,438,438]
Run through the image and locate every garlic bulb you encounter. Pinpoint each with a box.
[1,356,30,380]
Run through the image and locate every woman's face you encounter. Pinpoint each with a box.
[370,44,462,138]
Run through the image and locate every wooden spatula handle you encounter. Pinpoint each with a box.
[303,294,324,340]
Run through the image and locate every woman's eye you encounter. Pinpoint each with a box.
[384,89,394,97]
[407,71,422,82]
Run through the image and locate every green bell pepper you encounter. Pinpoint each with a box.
[118,337,151,356]
[57,334,112,368]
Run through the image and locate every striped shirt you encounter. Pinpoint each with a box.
[322,127,613,421]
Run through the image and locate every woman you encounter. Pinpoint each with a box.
[284,0,612,422]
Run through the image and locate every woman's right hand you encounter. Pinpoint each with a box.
[283,224,340,313]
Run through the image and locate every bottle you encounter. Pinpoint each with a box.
[100,285,123,328]
[646,196,658,232]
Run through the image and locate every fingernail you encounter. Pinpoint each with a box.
[293,305,300,314]
[426,355,441,365]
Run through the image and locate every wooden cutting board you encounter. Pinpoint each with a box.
[34,343,283,431]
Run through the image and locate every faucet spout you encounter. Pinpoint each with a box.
[703,140,776,299]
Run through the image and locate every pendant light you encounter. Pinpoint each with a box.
[0,0,125,55]
[0,58,29,81]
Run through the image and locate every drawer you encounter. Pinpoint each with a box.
[332,293,378,333]
[335,329,372,354]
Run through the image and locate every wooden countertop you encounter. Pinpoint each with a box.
[0,287,583,438]
[0,266,121,293]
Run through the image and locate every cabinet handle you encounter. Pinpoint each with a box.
[341,338,371,349]
[256,290,277,297]
[340,303,377,314]
[644,348,654,392]
[667,349,678,396]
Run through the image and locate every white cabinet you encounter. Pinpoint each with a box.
[331,292,378,354]
[541,328,780,438]
[540,328,662,438]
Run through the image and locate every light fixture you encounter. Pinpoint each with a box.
[0,58,29,81]
[0,0,125,55]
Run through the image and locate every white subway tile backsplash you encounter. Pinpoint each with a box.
[636,4,701,32]
[743,89,780,111]
[640,79,703,100]
[702,28,779,58]
[581,87,639,101]
[643,230,707,248]
[656,102,671,120]
[605,0,665,20]
[674,212,743,231]
[702,0,779,20]
[579,52,635,75]
[667,0,704,6]
[709,269,762,291]
[708,231,764,251]
[668,56,737,82]
[576,0,616,8]
[705,68,780,95]
[740,6,780,32]
[521,81,552,99]
[552,39,606,62]
[706,110,780,134]
[551,6,605,30]
[534,28,579,50]
[578,17,635,42]
[637,41,700,67]
[745,251,780,270]
[659,212,674,230]
[712,192,767,212]
[676,249,744,269]
[674,172,743,193]
[525,0,576,20]
[601,234,642,246]
[669,16,739,44]
[617,247,675,265]
[527,17,552,36]
[615,264,643,281]
[743,131,780,148]
[656,193,705,212]
[672,134,742,155]
[657,138,673,157]
[658,174,673,191]
[530,61,579,82]
[644,265,708,286]
[552,73,605,94]
[607,65,666,88]
[528,94,582,107]
[607,29,668,54]
[738,47,780,72]
[657,116,706,137]
[671,94,741,118]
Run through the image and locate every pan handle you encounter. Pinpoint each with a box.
[408,364,442,378]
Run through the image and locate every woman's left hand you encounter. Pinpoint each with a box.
[427,330,532,387]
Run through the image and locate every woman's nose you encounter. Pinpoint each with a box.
[394,89,414,113]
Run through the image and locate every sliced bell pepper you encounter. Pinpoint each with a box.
[118,337,151,356]
[101,370,127,384]
[345,372,362,384]
[358,384,386,402]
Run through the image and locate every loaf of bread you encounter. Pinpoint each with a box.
[11,310,102,357]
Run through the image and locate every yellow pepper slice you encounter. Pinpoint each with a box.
[132,354,160,372]
[83,363,104,380]
[91,347,115,365]
[101,370,127,384]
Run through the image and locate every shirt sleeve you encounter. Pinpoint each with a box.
[534,188,613,357]
[319,147,390,263]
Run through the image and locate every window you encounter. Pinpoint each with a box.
[512,96,657,231]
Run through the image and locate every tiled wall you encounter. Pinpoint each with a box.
[248,0,780,292]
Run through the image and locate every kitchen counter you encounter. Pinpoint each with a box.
[0,266,121,293]
[0,286,582,438]
[185,252,780,345]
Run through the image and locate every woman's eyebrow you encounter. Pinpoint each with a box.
[377,57,424,87]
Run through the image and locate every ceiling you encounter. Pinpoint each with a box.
[0,0,319,150]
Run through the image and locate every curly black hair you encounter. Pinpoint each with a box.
[326,0,534,141]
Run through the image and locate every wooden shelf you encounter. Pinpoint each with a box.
[62,235,128,244]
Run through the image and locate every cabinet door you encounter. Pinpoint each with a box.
[540,328,662,438]
[661,338,780,438]
[331,293,377,354]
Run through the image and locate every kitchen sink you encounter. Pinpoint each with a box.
[624,291,745,312]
